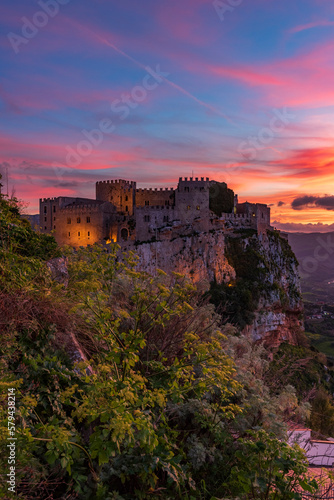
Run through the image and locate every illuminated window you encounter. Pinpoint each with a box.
[187,205,191,210]
[77,217,81,223]
[67,218,71,224]
[86,216,90,223]
[196,205,200,210]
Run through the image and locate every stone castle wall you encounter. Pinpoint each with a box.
[135,187,174,207]
[39,177,272,247]
[96,180,136,215]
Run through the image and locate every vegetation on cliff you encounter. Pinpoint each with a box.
[0,197,328,499]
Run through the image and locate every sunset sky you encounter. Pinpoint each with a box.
[1,0,334,231]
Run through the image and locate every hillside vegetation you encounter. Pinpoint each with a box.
[0,196,331,499]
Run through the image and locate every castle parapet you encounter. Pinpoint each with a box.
[96,179,136,187]
[135,205,175,210]
[40,197,58,202]
[136,187,174,193]
[178,177,209,182]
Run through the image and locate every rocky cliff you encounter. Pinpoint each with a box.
[241,231,303,347]
[134,231,235,287]
[132,229,303,347]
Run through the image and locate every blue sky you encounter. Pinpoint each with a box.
[1,0,334,230]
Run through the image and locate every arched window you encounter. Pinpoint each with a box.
[121,228,128,241]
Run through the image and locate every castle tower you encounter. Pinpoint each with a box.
[96,179,136,216]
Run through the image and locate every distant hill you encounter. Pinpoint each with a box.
[288,232,334,303]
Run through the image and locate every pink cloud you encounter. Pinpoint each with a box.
[289,20,334,34]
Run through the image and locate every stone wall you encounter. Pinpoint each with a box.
[135,187,174,207]
[39,197,99,234]
[175,177,211,231]
[96,179,136,215]
[134,205,178,241]
[53,202,115,247]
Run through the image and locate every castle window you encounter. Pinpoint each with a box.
[53,225,56,230]
[86,216,90,223]
[78,232,80,237]
[200,187,204,191]
[187,205,191,210]
[44,226,47,230]
[165,200,170,206]
[77,217,81,223]
[67,218,71,224]
[163,215,169,222]
[145,200,150,206]
[144,215,150,222]
[53,217,56,221]
[184,187,190,192]
[88,231,90,237]
[121,228,128,242]
[44,217,47,222]
[125,205,128,212]
[68,232,70,237]
[125,195,128,201]
[44,206,47,214]
[53,206,56,213]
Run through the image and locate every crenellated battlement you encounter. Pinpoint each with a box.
[96,179,136,187]
[40,197,58,202]
[178,177,209,182]
[136,205,175,210]
[220,213,251,220]
[136,187,174,193]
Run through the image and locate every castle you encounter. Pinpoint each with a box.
[39,177,272,247]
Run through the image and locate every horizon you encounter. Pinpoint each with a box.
[1,0,334,233]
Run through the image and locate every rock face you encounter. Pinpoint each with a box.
[243,231,303,347]
[134,229,303,347]
[134,231,235,287]
[47,257,69,286]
